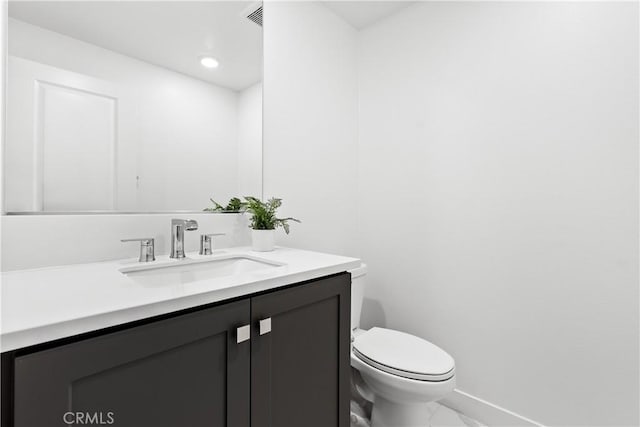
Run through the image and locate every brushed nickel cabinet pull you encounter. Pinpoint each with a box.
[259,318,272,335]
[237,324,251,343]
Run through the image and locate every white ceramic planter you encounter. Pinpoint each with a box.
[251,229,276,252]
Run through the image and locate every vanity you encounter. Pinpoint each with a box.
[1,248,359,427]
[0,2,359,426]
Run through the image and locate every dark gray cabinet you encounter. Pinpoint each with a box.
[251,274,350,427]
[11,299,251,427]
[2,273,350,427]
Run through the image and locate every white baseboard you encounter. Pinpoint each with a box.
[440,389,545,427]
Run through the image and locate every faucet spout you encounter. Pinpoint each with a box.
[183,219,199,231]
[170,218,199,259]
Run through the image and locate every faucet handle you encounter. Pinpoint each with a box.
[121,237,154,244]
[199,233,225,256]
[121,238,156,262]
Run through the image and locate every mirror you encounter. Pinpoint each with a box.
[4,1,263,214]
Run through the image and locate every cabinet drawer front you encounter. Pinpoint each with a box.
[12,300,250,427]
[251,273,351,427]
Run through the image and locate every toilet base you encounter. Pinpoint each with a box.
[370,397,432,427]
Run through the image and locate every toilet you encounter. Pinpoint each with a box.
[349,264,456,427]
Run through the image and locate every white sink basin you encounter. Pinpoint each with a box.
[121,255,285,286]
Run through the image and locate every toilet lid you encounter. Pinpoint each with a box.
[353,327,455,381]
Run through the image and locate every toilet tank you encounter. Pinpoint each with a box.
[349,263,367,331]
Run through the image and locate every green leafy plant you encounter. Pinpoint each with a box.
[244,196,300,234]
[204,197,248,213]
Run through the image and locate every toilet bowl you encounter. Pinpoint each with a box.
[349,264,456,427]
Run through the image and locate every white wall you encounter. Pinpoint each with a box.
[0,1,6,215]
[238,82,263,198]
[263,2,359,256]
[7,18,239,212]
[357,2,638,426]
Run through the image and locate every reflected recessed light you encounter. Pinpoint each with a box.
[200,56,219,69]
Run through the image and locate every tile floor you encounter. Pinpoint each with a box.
[427,402,485,427]
[350,401,485,427]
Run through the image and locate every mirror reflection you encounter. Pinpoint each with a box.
[5,1,263,213]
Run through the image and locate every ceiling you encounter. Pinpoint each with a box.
[8,1,262,91]
[322,1,415,30]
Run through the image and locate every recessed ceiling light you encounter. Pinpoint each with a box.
[200,56,219,69]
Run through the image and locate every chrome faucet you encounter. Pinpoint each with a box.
[121,237,156,262]
[170,219,198,259]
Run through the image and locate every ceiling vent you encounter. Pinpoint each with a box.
[242,2,263,27]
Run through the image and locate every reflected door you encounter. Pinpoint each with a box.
[6,56,121,211]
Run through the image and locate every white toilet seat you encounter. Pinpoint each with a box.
[350,350,456,405]
[352,327,455,382]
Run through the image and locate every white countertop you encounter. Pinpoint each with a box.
[1,247,360,352]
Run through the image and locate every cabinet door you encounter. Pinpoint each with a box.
[12,300,250,427]
[251,273,351,427]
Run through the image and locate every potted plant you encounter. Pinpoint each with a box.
[204,197,248,213]
[244,196,300,251]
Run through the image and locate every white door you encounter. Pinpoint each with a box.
[5,56,120,211]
